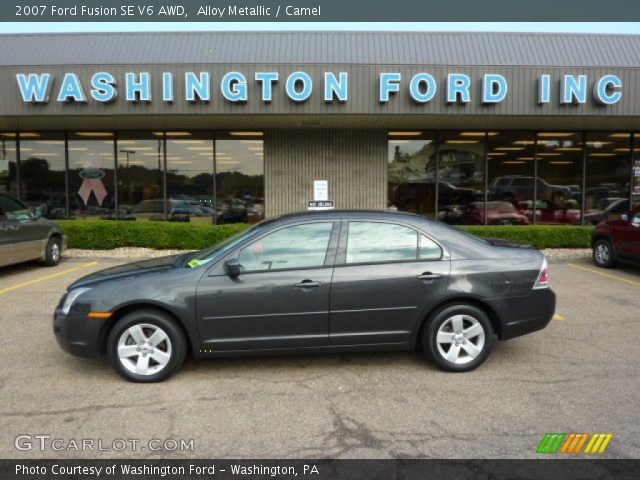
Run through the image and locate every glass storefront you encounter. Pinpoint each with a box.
[536,132,583,225]
[67,132,116,218]
[487,131,535,225]
[0,133,17,196]
[437,132,485,225]
[118,132,165,220]
[216,132,264,224]
[1,130,265,223]
[387,131,437,218]
[389,131,639,225]
[19,132,67,219]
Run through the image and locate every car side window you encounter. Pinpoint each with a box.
[0,195,30,221]
[419,235,442,260]
[238,222,334,272]
[346,222,442,264]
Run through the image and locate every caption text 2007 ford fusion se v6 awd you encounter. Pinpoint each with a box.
[53,210,555,382]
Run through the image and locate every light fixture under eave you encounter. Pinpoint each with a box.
[460,132,498,137]
[555,148,582,151]
[608,133,631,138]
[537,132,575,138]
[388,131,423,136]
[187,147,215,151]
[588,153,616,157]
[537,153,561,157]
[549,161,573,165]
[495,147,525,151]
[0,133,16,138]
[17,133,42,138]
[513,140,536,145]
[168,161,192,164]
[248,147,263,151]
[614,148,631,152]
[517,157,535,160]
[445,140,479,144]
[240,140,264,144]
[487,152,507,156]
[74,132,114,137]
[229,131,264,137]
[503,161,526,164]
[164,131,193,137]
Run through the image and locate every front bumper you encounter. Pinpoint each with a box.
[53,309,108,358]
[487,288,556,341]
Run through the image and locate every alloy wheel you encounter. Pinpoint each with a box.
[436,314,486,365]
[117,323,172,376]
[50,242,60,262]
[595,243,610,264]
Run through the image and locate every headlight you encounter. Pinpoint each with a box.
[61,288,91,315]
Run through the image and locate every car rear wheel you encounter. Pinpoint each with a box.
[107,309,187,382]
[423,304,494,372]
[43,236,62,266]
[593,239,616,268]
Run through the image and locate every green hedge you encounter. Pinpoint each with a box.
[58,220,594,250]
[58,220,249,250]
[460,225,594,249]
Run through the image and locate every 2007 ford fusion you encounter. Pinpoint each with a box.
[54,211,555,382]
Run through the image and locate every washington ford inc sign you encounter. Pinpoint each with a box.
[15,71,624,106]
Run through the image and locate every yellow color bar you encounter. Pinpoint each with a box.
[598,434,613,453]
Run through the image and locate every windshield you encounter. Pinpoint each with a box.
[184,221,273,268]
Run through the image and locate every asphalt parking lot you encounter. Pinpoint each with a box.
[1,255,639,459]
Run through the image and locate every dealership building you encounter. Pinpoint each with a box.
[0,31,639,225]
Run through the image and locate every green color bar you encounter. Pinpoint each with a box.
[537,433,566,453]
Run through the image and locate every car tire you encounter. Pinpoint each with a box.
[593,239,616,268]
[43,236,62,266]
[107,309,187,383]
[422,304,494,372]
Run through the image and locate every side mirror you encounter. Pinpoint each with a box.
[621,214,629,222]
[224,259,242,278]
[30,205,44,219]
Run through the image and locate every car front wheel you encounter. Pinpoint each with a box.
[43,236,62,266]
[107,309,187,382]
[423,304,494,372]
[593,239,616,268]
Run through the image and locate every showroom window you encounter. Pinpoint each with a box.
[117,132,164,220]
[238,222,333,271]
[437,132,485,225]
[387,131,437,219]
[0,133,18,196]
[166,131,215,224]
[535,132,583,225]
[633,134,640,209]
[67,132,116,219]
[19,132,67,219]
[215,131,264,224]
[584,132,633,225]
[487,131,535,225]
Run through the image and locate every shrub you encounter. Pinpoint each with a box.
[58,220,249,250]
[57,220,594,250]
[459,225,594,249]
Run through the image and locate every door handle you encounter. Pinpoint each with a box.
[295,280,323,288]
[416,272,444,280]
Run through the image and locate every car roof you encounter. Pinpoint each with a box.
[273,209,430,224]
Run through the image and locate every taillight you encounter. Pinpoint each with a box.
[533,257,550,289]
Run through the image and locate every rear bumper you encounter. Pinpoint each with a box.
[53,309,106,358]
[487,288,556,341]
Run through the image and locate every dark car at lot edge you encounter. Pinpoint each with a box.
[53,210,555,382]
[0,192,67,268]
[592,205,640,268]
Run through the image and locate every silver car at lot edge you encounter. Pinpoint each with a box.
[0,192,67,268]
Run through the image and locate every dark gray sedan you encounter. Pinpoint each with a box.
[54,211,555,382]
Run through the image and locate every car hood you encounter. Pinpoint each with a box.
[67,254,184,290]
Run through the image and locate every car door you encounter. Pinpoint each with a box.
[0,207,18,267]
[0,194,46,264]
[624,208,640,259]
[196,221,338,351]
[329,220,450,346]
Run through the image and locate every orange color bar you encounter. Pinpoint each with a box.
[560,434,575,453]
[87,312,112,319]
